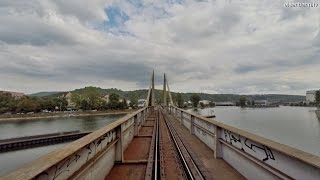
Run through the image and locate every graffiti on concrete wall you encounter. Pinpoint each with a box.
[35,130,117,180]
[221,129,275,162]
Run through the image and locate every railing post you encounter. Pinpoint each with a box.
[134,115,138,136]
[190,115,194,134]
[180,111,183,124]
[214,126,222,158]
[115,125,123,162]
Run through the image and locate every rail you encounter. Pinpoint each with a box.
[169,105,320,180]
[3,107,151,180]
[161,109,204,180]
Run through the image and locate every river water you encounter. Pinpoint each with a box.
[189,106,320,157]
[0,114,125,140]
[0,114,126,176]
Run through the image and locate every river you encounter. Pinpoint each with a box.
[0,114,125,140]
[189,106,320,157]
[0,114,126,176]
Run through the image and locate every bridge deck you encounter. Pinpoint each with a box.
[105,114,156,179]
[164,112,245,180]
[105,109,243,179]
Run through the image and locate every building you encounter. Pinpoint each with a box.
[0,91,24,99]
[306,90,318,103]
[199,100,210,106]
[64,92,76,110]
[102,94,110,103]
[254,100,269,106]
[183,101,192,107]
[138,99,146,107]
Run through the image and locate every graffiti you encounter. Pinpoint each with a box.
[244,138,275,161]
[36,130,116,180]
[52,154,81,179]
[221,129,275,162]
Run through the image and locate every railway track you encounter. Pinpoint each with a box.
[107,107,204,180]
[149,107,205,180]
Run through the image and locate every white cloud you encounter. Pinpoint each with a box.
[0,0,319,94]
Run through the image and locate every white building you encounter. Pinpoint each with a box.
[306,90,318,103]
[138,99,146,107]
[199,100,210,106]
[254,100,269,106]
[102,94,110,103]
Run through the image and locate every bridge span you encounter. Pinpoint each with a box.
[2,72,320,179]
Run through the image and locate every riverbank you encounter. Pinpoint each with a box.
[0,109,136,122]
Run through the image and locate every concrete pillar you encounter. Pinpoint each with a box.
[180,111,183,124]
[190,115,195,135]
[115,126,123,162]
[214,126,222,158]
[134,115,138,136]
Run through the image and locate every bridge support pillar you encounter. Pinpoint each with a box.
[115,126,123,162]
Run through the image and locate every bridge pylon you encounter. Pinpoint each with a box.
[162,73,174,106]
[145,71,155,107]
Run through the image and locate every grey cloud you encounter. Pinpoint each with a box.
[0,13,77,46]
[0,0,320,95]
[234,64,265,74]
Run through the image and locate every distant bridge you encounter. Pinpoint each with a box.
[3,72,320,180]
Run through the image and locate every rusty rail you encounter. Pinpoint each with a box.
[161,108,204,180]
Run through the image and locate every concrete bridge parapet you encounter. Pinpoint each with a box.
[169,105,320,180]
[3,107,151,180]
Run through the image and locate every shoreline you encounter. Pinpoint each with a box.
[0,110,136,123]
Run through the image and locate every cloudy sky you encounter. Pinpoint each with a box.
[0,0,319,95]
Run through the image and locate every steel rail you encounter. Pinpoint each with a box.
[154,109,160,180]
[161,109,205,180]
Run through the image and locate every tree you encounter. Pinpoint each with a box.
[190,94,201,108]
[239,96,246,107]
[52,97,68,111]
[109,93,120,109]
[81,99,90,110]
[0,93,15,113]
[119,99,128,110]
[209,101,215,107]
[40,98,55,111]
[176,93,184,108]
[83,87,100,110]
[17,97,41,113]
[316,90,320,107]
[71,93,83,109]
[129,96,138,108]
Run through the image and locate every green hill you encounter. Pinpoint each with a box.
[29,87,305,103]
[28,91,62,97]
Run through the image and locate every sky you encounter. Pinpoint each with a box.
[0,0,319,95]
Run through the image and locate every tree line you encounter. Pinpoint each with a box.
[70,87,128,110]
[0,87,131,114]
[0,93,68,114]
